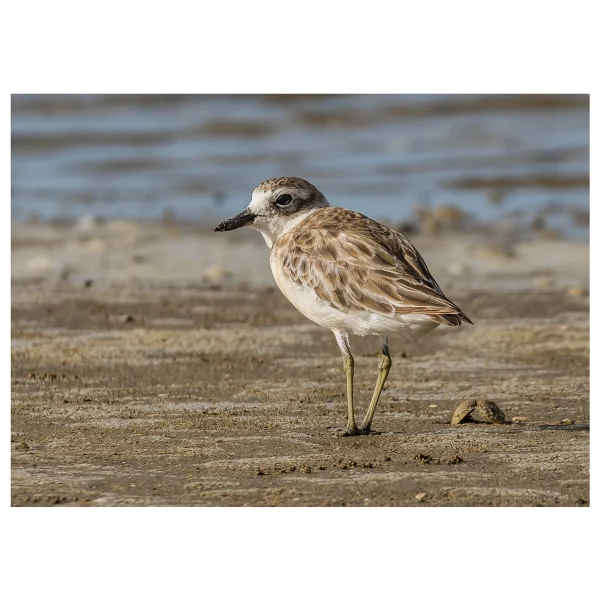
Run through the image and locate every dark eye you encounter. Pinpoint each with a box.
[275,194,293,206]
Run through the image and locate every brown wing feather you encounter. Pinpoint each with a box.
[275,208,473,326]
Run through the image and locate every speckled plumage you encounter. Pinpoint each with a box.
[273,206,472,328]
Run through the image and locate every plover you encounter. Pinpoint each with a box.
[214,177,473,436]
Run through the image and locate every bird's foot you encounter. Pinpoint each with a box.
[359,425,382,436]
[340,426,374,437]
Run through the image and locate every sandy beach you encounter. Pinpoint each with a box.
[11,218,589,506]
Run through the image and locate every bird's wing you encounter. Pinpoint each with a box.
[274,219,472,324]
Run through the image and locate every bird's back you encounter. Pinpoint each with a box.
[272,207,472,334]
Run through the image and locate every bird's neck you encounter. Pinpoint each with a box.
[253,208,323,249]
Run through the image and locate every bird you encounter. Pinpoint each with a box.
[214,177,473,436]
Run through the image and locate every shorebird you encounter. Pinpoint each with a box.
[214,177,473,436]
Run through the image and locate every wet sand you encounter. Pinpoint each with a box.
[11,220,590,506]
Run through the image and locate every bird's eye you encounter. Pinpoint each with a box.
[275,194,293,206]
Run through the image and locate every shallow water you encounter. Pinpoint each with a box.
[11,94,589,235]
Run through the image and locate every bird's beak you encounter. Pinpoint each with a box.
[213,208,256,232]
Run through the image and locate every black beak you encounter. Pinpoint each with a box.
[213,209,255,232]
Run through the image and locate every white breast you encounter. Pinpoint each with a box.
[270,255,439,338]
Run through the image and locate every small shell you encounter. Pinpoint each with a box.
[477,399,507,424]
[451,399,478,425]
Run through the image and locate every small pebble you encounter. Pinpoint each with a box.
[451,399,478,425]
[566,287,587,298]
[477,399,507,424]
[561,419,575,425]
[511,416,528,423]
[415,493,427,502]
[203,266,233,284]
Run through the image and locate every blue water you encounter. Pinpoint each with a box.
[11,94,589,234]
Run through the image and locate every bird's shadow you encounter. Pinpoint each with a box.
[328,427,383,437]
[530,423,589,432]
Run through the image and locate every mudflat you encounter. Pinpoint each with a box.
[11,220,590,506]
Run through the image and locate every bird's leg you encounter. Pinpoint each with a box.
[333,330,359,436]
[360,336,392,432]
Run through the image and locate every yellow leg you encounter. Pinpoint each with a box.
[360,336,392,432]
[343,354,358,435]
[333,330,359,436]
